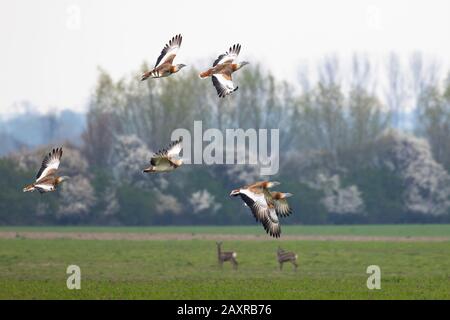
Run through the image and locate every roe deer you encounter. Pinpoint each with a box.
[277,246,298,271]
[216,242,238,270]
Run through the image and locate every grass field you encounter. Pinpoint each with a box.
[0,225,449,299]
[1,224,450,236]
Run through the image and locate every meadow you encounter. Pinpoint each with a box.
[0,225,449,299]
[1,224,450,236]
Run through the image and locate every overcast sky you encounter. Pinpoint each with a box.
[0,0,449,116]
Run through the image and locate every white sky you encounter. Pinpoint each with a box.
[0,0,449,116]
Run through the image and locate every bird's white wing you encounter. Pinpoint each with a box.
[213,44,241,66]
[261,207,281,238]
[36,148,62,183]
[34,183,54,193]
[150,137,183,169]
[239,189,269,222]
[154,34,182,68]
[166,137,183,157]
[212,74,237,98]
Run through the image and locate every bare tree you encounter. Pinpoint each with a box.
[385,52,407,129]
[409,52,441,110]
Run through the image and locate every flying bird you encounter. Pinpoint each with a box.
[230,181,293,238]
[199,44,249,98]
[23,147,69,193]
[141,34,186,80]
[143,137,184,173]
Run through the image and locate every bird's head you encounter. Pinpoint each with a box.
[175,64,187,72]
[229,189,240,197]
[238,61,250,69]
[56,176,70,185]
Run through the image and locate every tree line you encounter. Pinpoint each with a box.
[1,53,450,225]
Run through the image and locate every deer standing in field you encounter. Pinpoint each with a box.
[216,242,238,270]
[277,246,298,271]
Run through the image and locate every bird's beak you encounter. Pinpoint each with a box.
[230,189,240,196]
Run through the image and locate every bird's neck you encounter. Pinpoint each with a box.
[233,63,246,71]
[171,65,183,73]
[55,176,66,185]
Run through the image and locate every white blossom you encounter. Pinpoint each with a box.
[57,176,96,218]
[375,129,450,215]
[226,164,261,184]
[316,173,365,215]
[108,134,152,184]
[59,147,88,175]
[35,202,50,217]
[101,187,120,216]
[154,190,182,215]
[189,189,222,214]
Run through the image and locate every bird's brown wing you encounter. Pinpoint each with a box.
[269,191,293,217]
[34,175,57,193]
[273,198,292,217]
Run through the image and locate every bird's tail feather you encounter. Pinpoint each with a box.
[141,70,157,81]
[143,166,154,173]
[23,184,35,192]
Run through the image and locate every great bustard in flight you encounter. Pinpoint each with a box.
[143,137,184,173]
[199,44,249,98]
[23,147,69,193]
[230,181,293,238]
[141,34,186,80]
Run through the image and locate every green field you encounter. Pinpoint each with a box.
[0,225,449,299]
[1,224,450,237]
